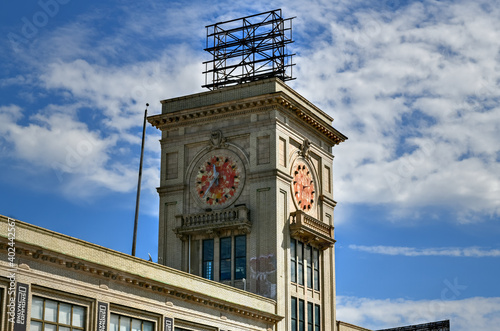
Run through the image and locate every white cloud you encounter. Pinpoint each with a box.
[288,0,500,223]
[349,245,500,257]
[337,296,500,331]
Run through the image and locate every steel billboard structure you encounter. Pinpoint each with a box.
[203,9,295,90]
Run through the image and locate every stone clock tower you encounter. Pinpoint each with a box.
[148,77,347,331]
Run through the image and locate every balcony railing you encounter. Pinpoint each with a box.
[289,210,335,250]
[174,205,251,239]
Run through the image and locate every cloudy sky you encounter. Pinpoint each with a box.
[1,0,499,330]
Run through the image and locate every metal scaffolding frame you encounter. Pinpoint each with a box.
[203,9,295,90]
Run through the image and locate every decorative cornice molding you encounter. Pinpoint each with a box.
[148,94,347,145]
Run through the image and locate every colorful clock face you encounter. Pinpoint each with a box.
[193,151,244,208]
[292,162,315,211]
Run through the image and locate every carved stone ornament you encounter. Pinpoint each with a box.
[299,138,311,158]
[209,130,228,149]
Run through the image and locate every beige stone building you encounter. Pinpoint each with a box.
[0,78,372,331]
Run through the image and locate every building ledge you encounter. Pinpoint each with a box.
[174,205,251,239]
[289,211,335,250]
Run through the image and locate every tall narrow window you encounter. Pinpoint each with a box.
[306,245,312,288]
[110,314,153,331]
[234,235,246,279]
[291,239,297,283]
[298,299,305,331]
[297,241,304,286]
[202,239,214,280]
[307,302,313,331]
[314,305,321,331]
[220,237,231,281]
[30,297,86,331]
[291,297,297,331]
[313,248,320,291]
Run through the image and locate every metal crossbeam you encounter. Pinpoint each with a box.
[203,9,295,90]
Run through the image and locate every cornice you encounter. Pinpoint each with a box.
[148,94,347,146]
[0,216,281,324]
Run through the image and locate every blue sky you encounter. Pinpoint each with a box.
[1,0,499,330]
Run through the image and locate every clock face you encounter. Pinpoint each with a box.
[292,162,315,211]
[192,151,244,208]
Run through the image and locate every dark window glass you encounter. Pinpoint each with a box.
[307,302,313,331]
[291,297,297,331]
[202,239,214,280]
[234,235,246,279]
[306,245,312,288]
[220,237,231,281]
[291,238,297,283]
[313,248,320,291]
[314,305,320,331]
[299,299,305,331]
[297,241,304,285]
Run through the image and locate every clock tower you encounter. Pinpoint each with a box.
[147,10,347,331]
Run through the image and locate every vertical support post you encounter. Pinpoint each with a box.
[132,103,148,257]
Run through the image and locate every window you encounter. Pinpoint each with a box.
[307,303,313,331]
[313,249,320,291]
[220,237,231,281]
[314,305,321,331]
[291,239,297,283]
[298,299,305,331]
[110,314,153,331]
[297,241,304,286]
[30,296,86,331]
[290,238,320,291]
[291,298,320,331]
[306,245,312,288]
[234,235,246,279]
[202,239,214,280]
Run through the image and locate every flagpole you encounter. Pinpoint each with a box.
[132,103,148,257]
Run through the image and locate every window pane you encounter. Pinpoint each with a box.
[314,305,321,331]
[235,235,246,257]
[291,297,297,331]
[220,237,231,259]
[72,306,85,327]
[110,314,119,331]
[120,317,131,331]
[307,302,313,331]
[58,303,71,325]
[203,261,213,280]
[220,260,231,281]
[291,239,296,283]
[44,324,56,331]
[131,319,141,331]
[313,249,320,291]
[44,300,58,322]
[306,245,312,288]
[31,297,44,319]
[143,321,153,331]
[203,239,214,280]
[60,327,71,331]
[297,242,304,285]
[30,321,43,331]
[203,239,214,261]
[299,300,305,331]
[235,257,246,279]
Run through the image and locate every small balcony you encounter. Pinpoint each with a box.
[174,205,251,239]
[289,210,335,250]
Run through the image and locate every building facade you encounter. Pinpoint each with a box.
[148,78,347,331]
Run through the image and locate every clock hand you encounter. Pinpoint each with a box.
[203,169,220,199]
